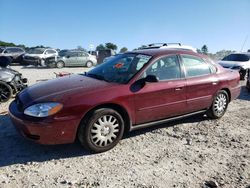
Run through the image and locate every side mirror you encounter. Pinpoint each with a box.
[144,75,159,83]
[66,55,70,58]
[130,75,158,92]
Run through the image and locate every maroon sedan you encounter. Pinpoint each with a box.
[9,49,241,153]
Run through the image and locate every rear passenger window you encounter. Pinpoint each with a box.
[182,55,211,77]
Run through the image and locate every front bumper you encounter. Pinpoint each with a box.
[9,100,79,145]
[23,58,40,65]
[231,84,241,100]
[246,79,250,90]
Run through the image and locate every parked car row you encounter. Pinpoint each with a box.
[0,47,98,68]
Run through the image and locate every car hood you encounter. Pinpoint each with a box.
[218,60,248,69]
[17,74,116,108]
[24,54,43,58]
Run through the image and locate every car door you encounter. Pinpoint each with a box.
[180,54,219,112]
[134,55,187,125]
[65,52,78,66]
[76,52,88,66]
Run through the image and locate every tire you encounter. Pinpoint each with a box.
[78,108,125,153]
[0,81,13,103]
[86,61,93,68]
[56,61,64,68]
[206,90,229,119]
[239,69,247,80]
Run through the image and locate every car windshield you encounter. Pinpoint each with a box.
[222,54,250,62]
[0,48,4,53]
[28,48,45,54]
[86,53,151,84]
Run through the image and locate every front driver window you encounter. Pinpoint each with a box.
[144,55,181,81]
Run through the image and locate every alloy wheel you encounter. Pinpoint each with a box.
[214,93,227,116]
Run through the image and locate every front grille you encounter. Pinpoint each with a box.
[24,56,39,60]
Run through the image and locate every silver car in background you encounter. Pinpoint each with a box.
[46,50,97,68]
[218,53,250,80]
[23,48,58,66]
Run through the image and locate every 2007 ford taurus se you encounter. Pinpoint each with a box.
[9,48,241,153]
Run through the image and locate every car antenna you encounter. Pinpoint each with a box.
[240,35,248,52]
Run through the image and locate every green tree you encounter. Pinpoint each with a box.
[105,42,117,50]
[201,45,208,55]
[119,47,128,53]
[96,44,106,51]
[196,48,202,54]
[77,45,86,51]
[133,45,148,51]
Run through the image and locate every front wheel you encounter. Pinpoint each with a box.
[78,108,125,153]
[0,81,13,103]
[206,90,229,119]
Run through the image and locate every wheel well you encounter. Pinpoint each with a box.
[221,88,231,102]
[79,103,131,133]
[57,60,64,64]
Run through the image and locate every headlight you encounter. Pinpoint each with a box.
[24,102,63,117]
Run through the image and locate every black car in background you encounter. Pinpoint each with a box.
[0,56,27,103]
[0,47,25,64]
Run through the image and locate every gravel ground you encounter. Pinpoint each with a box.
[0,66,249,188]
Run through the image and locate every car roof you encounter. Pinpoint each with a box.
[131,48,206,58]
[229,52,250,56]
[225,52,250,58]
[68,50,87,53]
[2,46,24,49]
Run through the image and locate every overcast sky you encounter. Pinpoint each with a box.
[0,0,250,52]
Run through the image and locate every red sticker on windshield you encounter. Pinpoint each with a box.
[114,63,124,69]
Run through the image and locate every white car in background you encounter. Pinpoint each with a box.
[140,43,198,52]
[218,53,250,80]
[23,48,58,66]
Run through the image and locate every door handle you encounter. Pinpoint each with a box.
[212,82,218,85]
[175,87,183,91]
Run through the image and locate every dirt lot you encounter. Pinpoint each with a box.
[0,66,249,188]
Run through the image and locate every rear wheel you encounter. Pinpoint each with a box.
[78,108,125,153]
[56,61,64,68]
[206,90,229,119]
[86,61,93,68]
[0,81,13,103]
